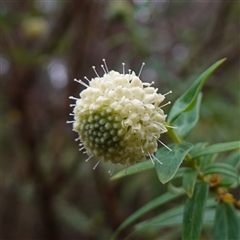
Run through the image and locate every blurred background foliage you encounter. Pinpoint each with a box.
[1,0,239,239]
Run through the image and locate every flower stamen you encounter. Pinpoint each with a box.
[74,79,89,88]
[66,120,74,124]
[122,62,125,74]
[69,96,78,100]
[102,59,109,73]
[84,76,90,82]
[101,64,107,74]
[79,146,85,151]
[85,155,93,162]
[158,139,172,151]
[160,101,171,108]
[147,151,155,165]
[93,160,100,170]
[92,66,100,77]
[163,90,172,96]
[152,154,163,165]
[151,134,172,151]
[138,62,145,77]
[165,125,178,129]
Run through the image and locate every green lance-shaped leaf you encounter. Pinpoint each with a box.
[158,207,216,228]
[200,153,218,170]
[221,151,240,186]
[168,58,226,123]
[189,142,211,168]
[213,202,240,240]
[224,150,240,168]
[132,205,184,237]
[183,169,199,198]
[110,191,184,239]
[110,160,153,180]
[127,198,216,239]
[172,92,202,139]
[202,163,239,181]
[191,141,240,159]
[155,142,193,184]
[182,182,209,240]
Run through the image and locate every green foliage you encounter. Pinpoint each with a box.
[182,182,209,240]
[191,141,240,158]
[3,1,239,239]
[202,163,239,182]
[126,198,216,238]
[213,202,240,240]
[110,191,184,239]
[155,142,193,184]
[225,151,240,167]
[173,93,202,139]
[167,58,226,123]
[111,60,240,239]
[110,160,154,180]
[182,169,198,197]
[130,205,184,237]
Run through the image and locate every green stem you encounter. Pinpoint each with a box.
[167,127,182,144]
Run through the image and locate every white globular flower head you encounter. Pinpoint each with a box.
[70,61,170,167]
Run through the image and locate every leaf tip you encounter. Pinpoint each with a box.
[219,58,227,64]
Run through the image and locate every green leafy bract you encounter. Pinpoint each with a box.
[155,142,193,184]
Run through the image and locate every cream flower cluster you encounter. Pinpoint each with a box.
[71,65,168,166]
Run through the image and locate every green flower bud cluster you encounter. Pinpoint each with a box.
[76,108,127,163]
